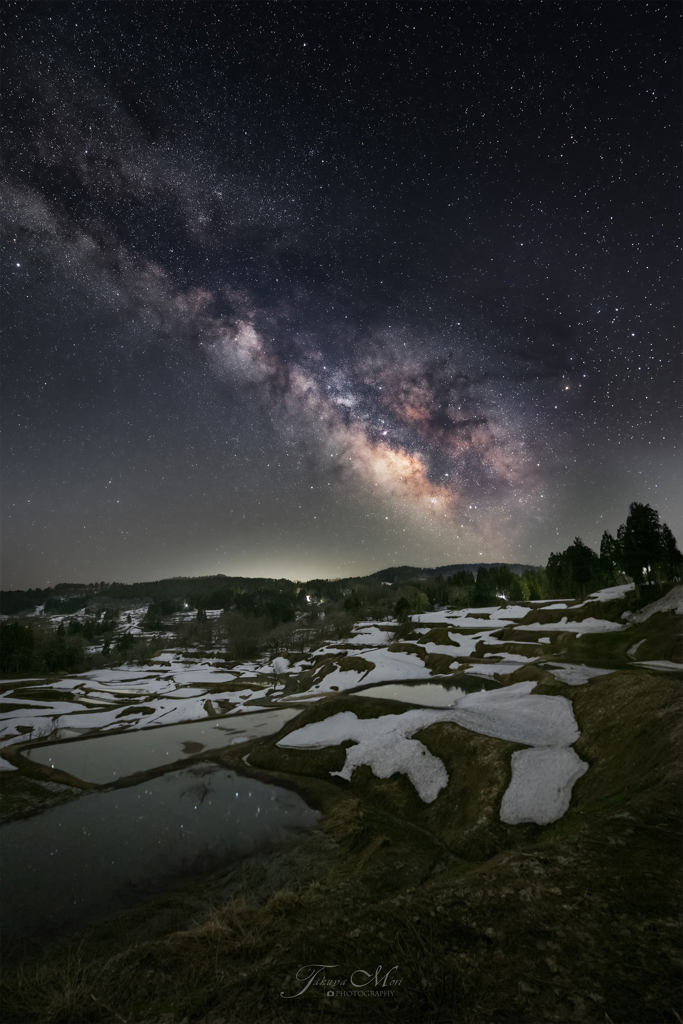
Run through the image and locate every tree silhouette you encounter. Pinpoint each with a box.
[547,537,607,598]
[600,530,619,568]
[617,503,665,583]
[660,523,683,579]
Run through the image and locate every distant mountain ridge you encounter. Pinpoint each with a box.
[364,563,539,584]
[0,563,540,615]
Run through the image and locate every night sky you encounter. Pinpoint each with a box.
[1,2,680,589]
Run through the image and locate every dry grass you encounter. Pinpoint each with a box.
[3,786,680,1024]
[0,772,82,822]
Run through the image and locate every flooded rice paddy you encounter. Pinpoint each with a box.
[22,708,300,784]
[4,584,672,956]
[1,763,319,942]
[355,675,502,706]
[357,681,467,705]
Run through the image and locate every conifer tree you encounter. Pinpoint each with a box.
[472,567,496,606]
[618,503,664,583]
[546,537,606,598]
[600,530,619,567]
[660,523,683,579]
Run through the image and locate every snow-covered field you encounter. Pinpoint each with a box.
[2,585,681,827]
[0,652,286,748]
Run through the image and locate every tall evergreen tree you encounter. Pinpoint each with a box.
[618,502,665,583]
[600,530,619,566]
[0,622,35,673]
[660,523,683,579]
[522,568,546,600]
[472,567,496,606]
[546,537,607,598]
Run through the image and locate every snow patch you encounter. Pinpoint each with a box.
[171,668,236,685]
[345,627,394,646]
[449,688,580,747]
[278,709,450,803]
[446,631,489,656]
[489,605,532,619]
[622,585,683,623]
[457,679,538,703]
[421,642,460,661]
[463,657,535,678]
[634,660,682,672]
[576,583,635,606]
[500,747,588,825]
[454,617,514,628]
[307,668,367,695]
[410,610,464,624]
[544,663,614,686]
[358,649,435,685]
[279,681,582,803]
[514,617,625,633]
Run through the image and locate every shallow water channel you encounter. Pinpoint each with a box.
[1,762,320,942]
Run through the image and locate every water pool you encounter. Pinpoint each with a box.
[22,707,299,784]
[1,762,319,941]
[356,675,503,706]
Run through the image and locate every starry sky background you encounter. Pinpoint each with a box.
[1,1,680,589]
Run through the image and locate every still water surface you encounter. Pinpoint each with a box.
[1,763,319,941]
[356,676,501,706]
[23,707,299,783]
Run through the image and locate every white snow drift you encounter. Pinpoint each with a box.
[278,680,586,823]
[622,585,683,623]
[278,708,450,802]
[544,663,614,686]
[500,748,588,825]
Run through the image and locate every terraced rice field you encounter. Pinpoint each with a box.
[1,583,681,1023]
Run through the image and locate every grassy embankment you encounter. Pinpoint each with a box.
[1,596,681,1023]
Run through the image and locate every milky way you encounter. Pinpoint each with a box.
[1,3,680,587]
